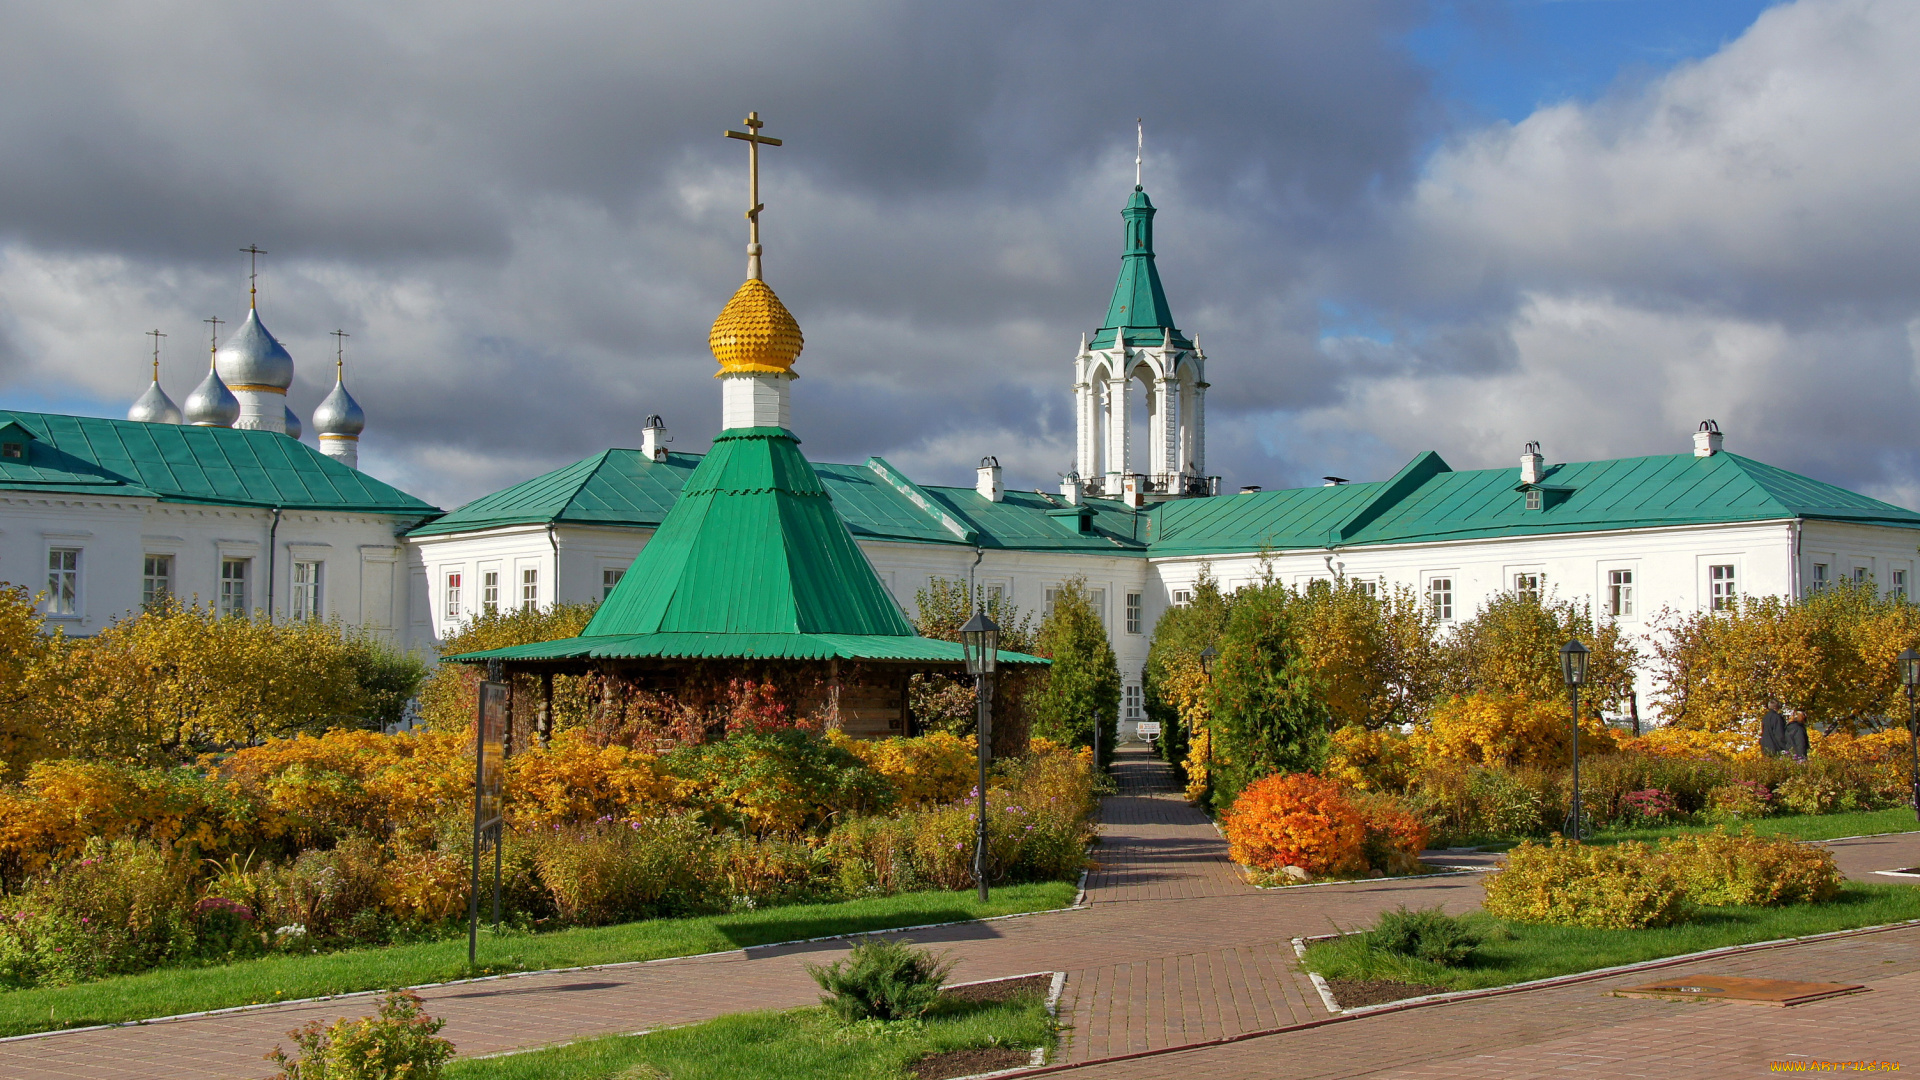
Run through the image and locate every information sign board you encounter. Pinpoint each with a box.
[475,681,507,834]
[1135,721,1162,739]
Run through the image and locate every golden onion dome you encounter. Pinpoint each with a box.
[710,278,803,376]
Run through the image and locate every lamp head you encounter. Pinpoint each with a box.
[1560,639,1590,688]
[1900,648,1920,689]
[959,611,1000,676]
[1199,644,1217,676]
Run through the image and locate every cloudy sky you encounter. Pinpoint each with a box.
[2,0,1914,512]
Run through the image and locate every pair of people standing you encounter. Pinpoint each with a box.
[1760,699,1809,761]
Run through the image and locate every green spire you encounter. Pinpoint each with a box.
[582,427,915,637]
[1090,188,1189,350]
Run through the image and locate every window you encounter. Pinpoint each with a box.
[290,561,321,620]
[1608,569,1634,617]
[1090,588,1106,625]
[521,568,539,611]
[482,570,499,614]
[0,441,22,459]
[1427,577,1453,621]
[46,549,79,616]
[1514,573,1541,603]
[985,583,1006,606]
[1044,587,1059,619]
[142,555,172,611]
[444,572,462,621]
[1711,564,1737,610]
[220,558,250,618]
[1810,563,1829,593]
[1854,566,1870,583]
[1124,684,1143,721]
[602,567,625,600]
[1896,569,1909,601]
[1171,589,1193,606]
[1357,579,1378,598]
[1525,488,1542,511]
[1125,592,1143,634]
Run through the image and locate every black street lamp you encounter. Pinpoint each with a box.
[960,611,999,902]
[1900,648,1920,823]
[1560,640,1590,841]
[1199,645,1218,811]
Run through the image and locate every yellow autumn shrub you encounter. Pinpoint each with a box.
[1482,836,1691,929]
[1324,724,1419,792]
[1615,724,1760,762]
[1658,830,1841,906]
[505,731,679,829]
[1421,692,1618,769]
[828,731,975,808]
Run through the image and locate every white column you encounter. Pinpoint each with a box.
[721,371,793,429]
[1157,376,1180,483]
[232,389,286,433]
[319,434,358,469]
[1190,380,1207,477]
[1106,367,1130,492]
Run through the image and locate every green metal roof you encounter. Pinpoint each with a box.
[409,449,695,537]
[1147,450,1920,557]
[1088,188,1192,351]
[0,411,437,515]
[450,631,1046,665]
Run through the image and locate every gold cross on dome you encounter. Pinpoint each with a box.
[146,329,166,380]
[240,244,268,307]
[724,112,782,278]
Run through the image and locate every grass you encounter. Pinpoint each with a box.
[1465,807,1920,851]
[0,881,1075,1039]
[1301,881,1920,993]
[443,996,1055,1080]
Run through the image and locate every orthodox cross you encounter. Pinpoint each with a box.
[330,329,350,376]
[146,328,165,380]
[204,316,224,366]
[723,112,782,279]
[240,244,268,307]
[1135,118,1143,189]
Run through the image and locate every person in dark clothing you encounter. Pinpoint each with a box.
[1760,700,1787,756]
[1785,709,1811,762]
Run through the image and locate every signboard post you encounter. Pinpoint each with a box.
[470,675,508,966]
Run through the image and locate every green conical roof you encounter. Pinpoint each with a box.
[583,427,914,636]
[1089,188,1191,351]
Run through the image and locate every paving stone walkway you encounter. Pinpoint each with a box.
[3,745,1918,1079]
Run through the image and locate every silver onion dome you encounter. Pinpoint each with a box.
[128,380,183,424]
[313,371,364,438]
[214,308,295,391]
[183,364,241,427]
[282,405,303,440]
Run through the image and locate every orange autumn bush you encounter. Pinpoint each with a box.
[505,731,679,829]
[1222,772,1368,877]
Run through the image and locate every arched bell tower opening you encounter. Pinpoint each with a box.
[1070,186,1213,504]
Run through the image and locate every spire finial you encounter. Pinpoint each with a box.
[724,111,783,280]
[146,328,165,380]
[330,329,349,379]
[1135,118,1143,191]
[204,316,224,367]
[240,245,267,308]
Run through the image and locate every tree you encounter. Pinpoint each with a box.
[0,584,55,777]
[414,602,598,743]
[1208,581,1332,808]
[1290,578,1444,729]
[1030,577,1121,766]
[908,577,1039,757]
[1142,568,1231,793]
[1443,590,1638,715]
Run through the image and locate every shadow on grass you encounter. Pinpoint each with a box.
[717,909,979,950]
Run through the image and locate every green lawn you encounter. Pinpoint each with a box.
[0,882,1076,1039]
[1302,881,1920,992]
[1466,808,1920,851]
[445,997,1055,1080]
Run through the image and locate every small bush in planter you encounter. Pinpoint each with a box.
[1367,905,1481,966]
[266,989,455,1079]
[807,939,955,1022]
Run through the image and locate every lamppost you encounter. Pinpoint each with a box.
[960,611,999,902]
[1199,645,1217,811]
[1900,648,1920,823]
[1560,640,1589,841]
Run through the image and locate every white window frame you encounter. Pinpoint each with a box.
[1426,576,1454,621]
[602,566,626,599]
[520,567,539,611]
[46,547,80,617]
[220,558,251,618]
[1125,591,1143,635]
[1513,572,1542,603]
[444,570,463,623]
[1895,568,1909,602]
[1123,683,1143,721]
[1607,568,1635,618]
[1524,488,1542,511]
[1170,589,1193,606]
[290,560,322,620]
[142,554,173,611]
[1710,563,1738,610]
[481,568,499,614]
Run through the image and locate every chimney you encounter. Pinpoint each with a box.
[1520,441,1544,485]
[1693,419,1723,458]
[1060,470,1083,505]
[1122,473,1145,508]
[976,456,1003,502]
[641,415,669,462]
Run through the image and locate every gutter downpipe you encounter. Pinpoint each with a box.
[548,524,560,606]
[1790,518,1803,600]
[968,546,983,608]
[266,507,283,622]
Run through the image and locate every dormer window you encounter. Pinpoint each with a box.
[1525,489,1542,511]
[1,442,22,459]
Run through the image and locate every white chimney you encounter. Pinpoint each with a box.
[1520,441,1544,485]
[1122,473,1145,509]
[976,455,1003,502]
[641,415,668,462]
[1693,419,1723,458]
[1060,470,1083,505]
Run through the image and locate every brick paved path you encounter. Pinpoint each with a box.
[3,745,1918,1079]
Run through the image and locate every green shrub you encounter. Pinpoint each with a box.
[0,838,195,985]
[1657,830,1842,906]
[267,988,455,1079]
[1704,780,1774,822]
[1366,905,1481,966]
[528,815,716,925]
[1482,837,1691,929]
[824,816,922,896]
[266,836,388,942]
[807,939,955,1023]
